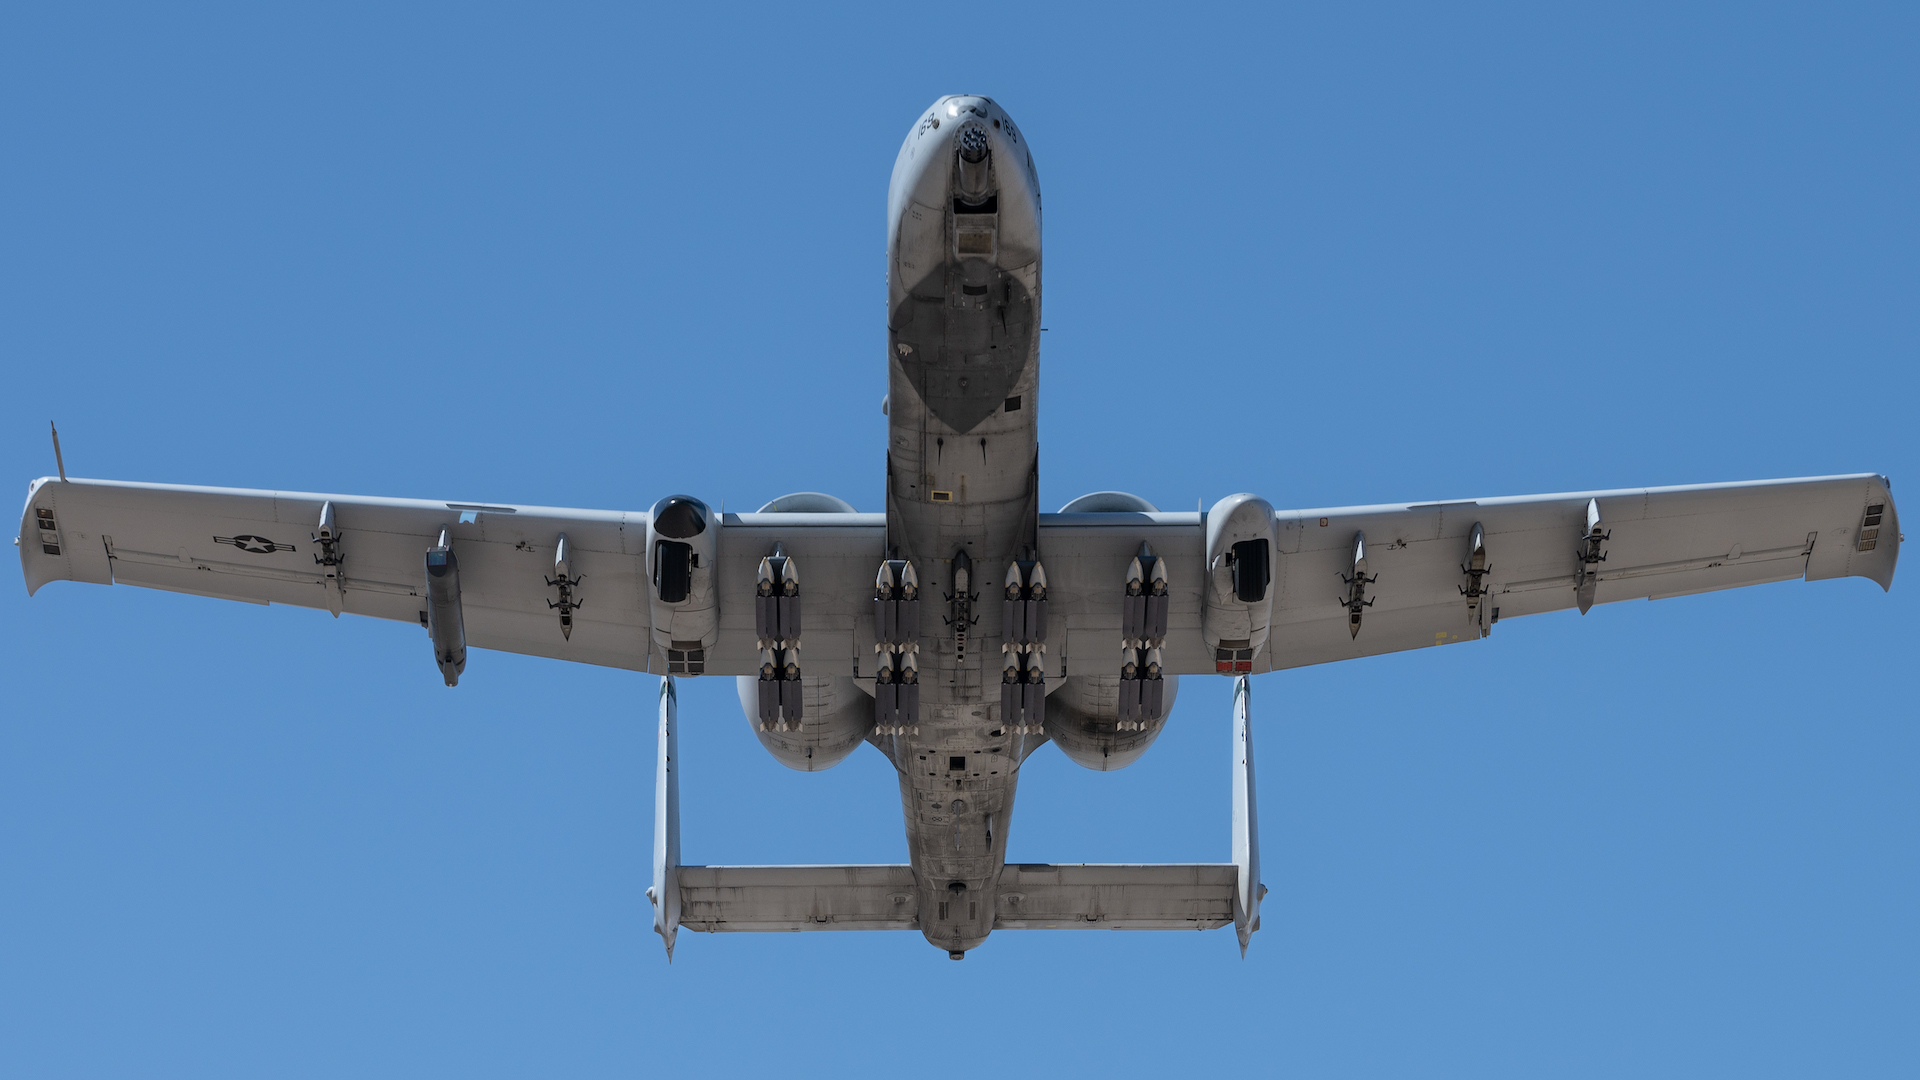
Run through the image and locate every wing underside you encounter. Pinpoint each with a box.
[19,473,1897,678]
[1036,473,1898,677]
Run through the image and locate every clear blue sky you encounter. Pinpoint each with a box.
[4,4,1915,1077]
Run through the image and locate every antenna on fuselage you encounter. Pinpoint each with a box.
[50,422,67,482]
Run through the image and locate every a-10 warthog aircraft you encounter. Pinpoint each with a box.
[18,96,1902,960]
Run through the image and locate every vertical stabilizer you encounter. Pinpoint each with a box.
[1231,676,1263,956]
[648,676,682,960]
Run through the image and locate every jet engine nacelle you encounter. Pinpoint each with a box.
[735,675,876,771]
[1202,493,1275,673]
[1042,673,1182,772]
[646,495,719,675]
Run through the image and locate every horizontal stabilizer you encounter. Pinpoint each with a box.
[994,863,1235,930]
[678,865,918,932]
[674,862,1236,934]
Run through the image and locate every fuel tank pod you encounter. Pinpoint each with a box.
[1043,672,1182,772]
[735,674,876,772]
[1203,494,1276,673]
[646,495,719,675]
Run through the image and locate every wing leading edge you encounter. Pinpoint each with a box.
[1034,473,1897,677]
[15,476,884,676]
[20,472,1897,680]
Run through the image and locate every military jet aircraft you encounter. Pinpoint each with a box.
[17,95,1901,960]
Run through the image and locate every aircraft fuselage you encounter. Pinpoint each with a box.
[882,96,1044,956]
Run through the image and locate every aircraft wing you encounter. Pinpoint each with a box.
[1036,474,1898,678]
[20,473,1898,680]
[16,476,883,676]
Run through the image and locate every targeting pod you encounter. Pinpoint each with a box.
[424,526,466,687]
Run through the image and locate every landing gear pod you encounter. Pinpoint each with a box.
[1043,671,1182,771]
[735,674,877,771]
[646,496,719,675]
[1203,494,1275,673]
[424,526,465,687]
